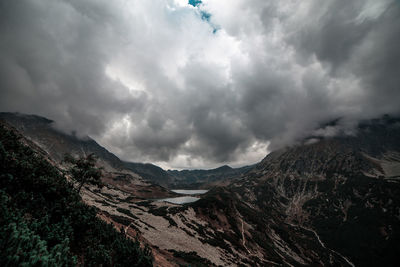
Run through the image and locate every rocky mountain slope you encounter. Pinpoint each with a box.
[200,116,400,266]
[0,121,152,266]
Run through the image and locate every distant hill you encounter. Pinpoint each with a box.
[167,164,253,188]
[123,161,173,187]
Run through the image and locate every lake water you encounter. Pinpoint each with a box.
[171,189,209,195]
[157,196,200,204]
[157,189,209,204]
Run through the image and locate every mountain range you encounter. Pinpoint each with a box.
[1,112,399,266]
[0,112,247,189]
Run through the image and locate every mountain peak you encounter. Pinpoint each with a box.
[214,165,232,171]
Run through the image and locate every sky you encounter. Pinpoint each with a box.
[0,0,399,169]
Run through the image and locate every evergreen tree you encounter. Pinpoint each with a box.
[64,153,103,194]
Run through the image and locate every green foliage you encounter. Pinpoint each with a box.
[64,153,103,193]
[0,191,76,266]
[0,125,152,266]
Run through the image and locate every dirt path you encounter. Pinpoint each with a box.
[240,217,251,254]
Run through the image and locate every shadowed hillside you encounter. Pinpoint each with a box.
[0,122,152,266]
[199,117,400,266]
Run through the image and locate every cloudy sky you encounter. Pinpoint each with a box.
[1,0,399,169]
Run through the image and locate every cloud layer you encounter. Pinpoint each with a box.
[1,0,399,169]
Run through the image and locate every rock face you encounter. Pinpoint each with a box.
[200,117,400,266]
[2,112,400,266]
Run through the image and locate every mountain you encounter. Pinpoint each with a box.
[123,161,174,187]
[191,116,400,266]
[167,164,253,189]
[2,112,400,266]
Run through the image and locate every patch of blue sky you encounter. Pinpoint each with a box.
[201,10,211,21]
[188,0,202,7]
[188,0,219,33]
[201,11,219,33]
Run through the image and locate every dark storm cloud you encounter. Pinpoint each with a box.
[354,5,400,110]
[0,0,399,168]
[282,0,400,134]
[286,0,400,112]
[0,0,145,136]
[202,0,400,154]
[287,1,373,69]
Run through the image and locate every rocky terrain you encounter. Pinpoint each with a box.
[1,113,400,266]
[204,117,400,266]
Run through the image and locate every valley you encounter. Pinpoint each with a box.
[1,1,399,266]
[1,112,400,266]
